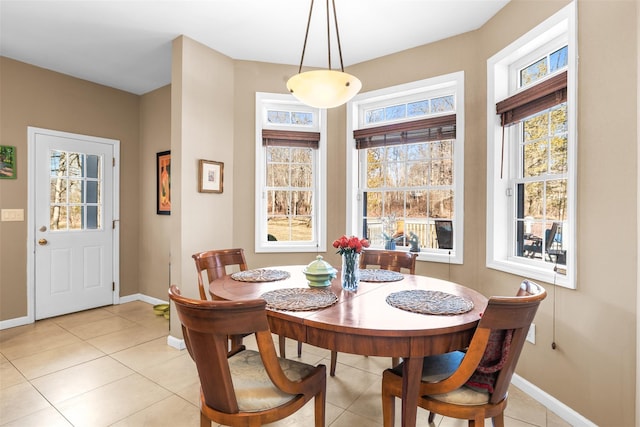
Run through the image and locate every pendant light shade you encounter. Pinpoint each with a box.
[286,0,361,108]
[287,69,361,109]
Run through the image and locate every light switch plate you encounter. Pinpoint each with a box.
[1,209,25,221]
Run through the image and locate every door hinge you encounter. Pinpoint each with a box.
[113,157,115,167]
[112,282,115,291]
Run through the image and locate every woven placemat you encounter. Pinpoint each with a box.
[386,290,474,315]
[260,288,338,311]
[231,269,290,282]
[359,269,404,282]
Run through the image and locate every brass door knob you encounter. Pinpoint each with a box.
[38,238,48,246]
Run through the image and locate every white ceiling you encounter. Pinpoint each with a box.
[0,0,509,95]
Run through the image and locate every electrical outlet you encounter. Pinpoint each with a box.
[526,323,535,344]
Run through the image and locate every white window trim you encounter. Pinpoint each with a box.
[346,71,465,264]
[486,2,577,288]
[254,92,327,253]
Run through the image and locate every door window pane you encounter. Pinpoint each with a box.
[86,206,99,229]
[86,155,100,179]
[48,150,102,231]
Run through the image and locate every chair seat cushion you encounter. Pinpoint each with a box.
[229,349,315,412]
[391,351,465,382]
[392,351,490,406]
[429,386,490,406]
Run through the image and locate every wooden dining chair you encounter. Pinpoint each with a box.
[359,248,417,274]
[381,280,546,427]
[169,285,326,427]
[192,248,248,300]
[192,248,251,353]
[193,248,302,359]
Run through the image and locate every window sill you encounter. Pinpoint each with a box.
[487,257,572,288]
[256,244,326,254]
[371,246,462,264]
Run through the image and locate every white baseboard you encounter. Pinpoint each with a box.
[167,334,186,350]
[0,315,32,330]
[511,374,596,426]
[119,293,168,306]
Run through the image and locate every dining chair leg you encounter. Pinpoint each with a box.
[278,335,286,358]
[297,340,303,357]
[391,357,400,367]
[381,378,396,427]
[330,351,338,376]
[200,411,210,427]
[229,335,243,353]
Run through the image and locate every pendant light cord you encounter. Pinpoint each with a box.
[296,0,346,74]
[330,0,345,72]
[325,0,332,70]
[297,0,315,74]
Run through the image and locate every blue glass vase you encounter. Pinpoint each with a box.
[341,252,360,291]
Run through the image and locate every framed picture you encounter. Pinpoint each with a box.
[199,160,224,193]
[0,145,17,179]
[157,150,171,215]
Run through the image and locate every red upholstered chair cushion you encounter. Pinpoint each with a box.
[465,329,514,393]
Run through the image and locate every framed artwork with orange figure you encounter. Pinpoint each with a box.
[157,150,171,215]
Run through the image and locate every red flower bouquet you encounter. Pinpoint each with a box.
[333,235,370,255]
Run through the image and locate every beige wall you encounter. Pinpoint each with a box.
[479,2,637,425]
[139,85,172,299]
[0,57,141,319]
[0,0,637,424]
[229,1,637,425]
[168,36,236,336]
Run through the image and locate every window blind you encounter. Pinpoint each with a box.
[496,71,567,126]
[262,129,320,148]
[353,114,456,149]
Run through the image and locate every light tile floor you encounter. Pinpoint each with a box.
[0,301,570,426]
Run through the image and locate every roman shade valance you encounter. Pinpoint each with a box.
[353,114,456,149]
[262,129,320,148]
[496,71,567,126]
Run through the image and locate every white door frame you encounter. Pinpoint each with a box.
[26,127,120,324]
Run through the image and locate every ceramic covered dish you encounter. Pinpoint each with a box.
[303,255,337,287]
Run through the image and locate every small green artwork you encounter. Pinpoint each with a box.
[0,146,16,179]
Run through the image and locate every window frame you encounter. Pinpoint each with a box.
[255,92,327,253]
[346,71,465,264]
[486,2,577,288]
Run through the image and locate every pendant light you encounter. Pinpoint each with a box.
[286,0,362,109]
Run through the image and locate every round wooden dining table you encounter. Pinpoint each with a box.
[210,265,487,427]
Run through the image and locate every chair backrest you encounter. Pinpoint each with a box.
[472,280,546,404]
[359,249,417,274]
[168,285,270,414]
[192,248,247,300]
[434,220,453,249]
[544,222,559,251]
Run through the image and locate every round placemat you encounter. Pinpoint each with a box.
[386,290,474,315]
[359,269,404,282]
[260,288,338,311]
[231,269,290,282]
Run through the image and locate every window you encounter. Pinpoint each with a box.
[487,2,576,288]
[49,151,102,231]
[347,72,464,264]
[255,93,327,253]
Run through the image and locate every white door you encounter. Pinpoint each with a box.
[33,129,116,320]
